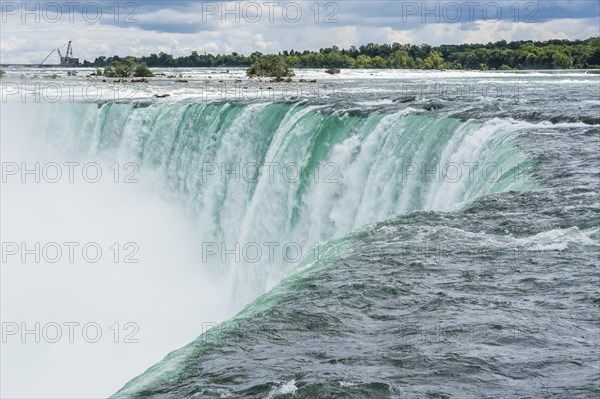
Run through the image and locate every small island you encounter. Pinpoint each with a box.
[92,58,154,78]
[246,55,295,80]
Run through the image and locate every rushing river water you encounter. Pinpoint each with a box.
[1,67,598,398]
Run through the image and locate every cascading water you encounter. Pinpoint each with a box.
[2,98,541,398]
[3,67,598,399]
[5,101,536,308]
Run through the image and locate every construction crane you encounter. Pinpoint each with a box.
[40,49,56,65]
[59,41,79,66]
[40,41,79,66]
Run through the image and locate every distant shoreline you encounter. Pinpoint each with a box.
[3,37,599,71]
[1,65,599,73]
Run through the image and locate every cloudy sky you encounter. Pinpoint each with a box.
[1,0,598,64]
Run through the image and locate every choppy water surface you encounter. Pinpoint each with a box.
[1,67,598,398]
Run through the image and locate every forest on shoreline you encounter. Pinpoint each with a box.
[84,37,600,71]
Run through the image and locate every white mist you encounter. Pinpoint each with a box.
[1,103,233,398]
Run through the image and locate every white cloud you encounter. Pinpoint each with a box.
[376,18,599,46]
[0,4,598,64]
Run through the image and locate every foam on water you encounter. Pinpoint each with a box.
[1,97,539,397]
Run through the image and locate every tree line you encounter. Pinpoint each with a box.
[84,37,600,70]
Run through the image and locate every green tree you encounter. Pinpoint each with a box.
[424,51,443,69]
[552,52,572,68]
[246,55,294,78]
[388,50,412,68]
[355,55,373,68]
[372,56,387,68]
[103,59,154,78]
[134,64,154,77]
[86,37,600,71]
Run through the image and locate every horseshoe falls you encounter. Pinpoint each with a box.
[1,69,598,399]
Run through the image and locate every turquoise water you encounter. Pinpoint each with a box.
[1,69,598,398]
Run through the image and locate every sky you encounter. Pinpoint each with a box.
[0,0,599,64]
